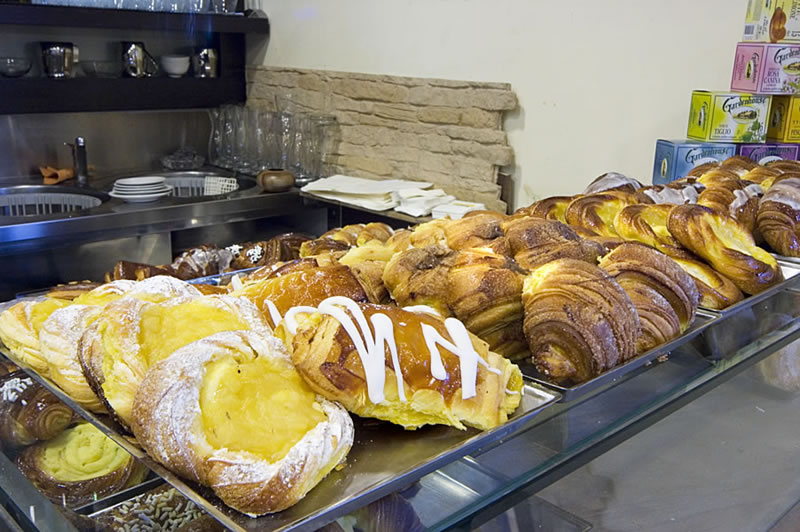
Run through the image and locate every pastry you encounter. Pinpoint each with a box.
[79,295,269,430]
[667,205,783,295]
[321,224,367,246]
[767,160,800,173]
[105,260,174,282]
[299,237,352,258]
[408,219,450,248]
[522,259,641,385]
[742,166,780,186]
[719,155,758,175]
[514,195,574,223]
[0,297,71,375]
[356,222,395,246]
[697,180,762,232]
[382,245,456,317]
[338,239,397,266]
[39,304,106,412]
[502,216,604,269]
[598,243,699,353]
[17,422,147,507]
[687,161,721,177]
[169,245,233,280]
[565,191,638,238]
[45,281,103,301]
[634,182,703,205]
[582,172,643,194]
[284,297,523,431]
[94,485,208,532]
[0,371,74,447]
[131,331,353,516]
[443,210,506,250]
[614,204,694,259]
[445,248,528,360]
[670,256,744,310]
[696,168,741,188]
[347,260,392,304]
[757,176,800,257]
[232,264,371,328]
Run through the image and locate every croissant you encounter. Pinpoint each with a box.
[0,297,72,375]
[565,191,637,238]
[408,219,450,248]
[0,371,74,447]
[667,205,783,295]
[614,204,693,259]
[382,245,456,317]
[79,295,270,430]
[687,161,721,177]
[17,422,147,507]
[670,256,744,310]
[284,298,523,431]
[299,237,351,258]
[132,331,353,516]
[502,216,604,269]
[347,260,392,304]
[356,222,395,246]
[598,243,699,352]
[443,211,506,250]
[321,224,367,246]
[445,248,528,360]
[339,239,398,266]
[582,172,643,194]
[720,155,758,175]
[757,176,800,257]
[232,264,370,328]
[39,305,106,412]
[696,168,741,188]
[767,160,800,173]
[522,259,640,384]
[384,228,413,253]
[514,196,574,223]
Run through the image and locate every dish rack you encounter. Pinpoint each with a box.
[0,193,102,217]
[168,176,239,198]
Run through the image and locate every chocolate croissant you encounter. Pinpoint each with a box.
[132,331,353,516]
[17,422,147,507]
[598,243,699,353]
[502,216,604,269]
[667,205,783,295]
[565,191,638,238]
[757,177,800,257]
[0,371,74,447]
[445,248,528,360]
[284,298,523,431]
[522,259,641,384]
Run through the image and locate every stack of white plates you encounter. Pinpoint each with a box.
[109,177,173,203]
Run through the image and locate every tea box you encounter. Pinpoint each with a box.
[687,91,771,143]
[652,140,737,185]
[731,42,800,93]
[738,143,799,162]
[767,95,800,141]
[744,0,800,43]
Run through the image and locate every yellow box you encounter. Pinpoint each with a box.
[687,91,771,143]
[767,95,800,141]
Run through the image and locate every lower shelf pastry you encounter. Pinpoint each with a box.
[131,331,354,516]
[79,295,269,430]
[17,422,148,507]
[668,205,783,295]
[0,371,74,447]
[522,258,641,385]
[284,297,523,431]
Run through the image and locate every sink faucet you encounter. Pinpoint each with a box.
[65,136,89,187]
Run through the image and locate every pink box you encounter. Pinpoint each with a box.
[731,42,800,94]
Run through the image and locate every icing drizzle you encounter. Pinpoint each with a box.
[281,297,503,403]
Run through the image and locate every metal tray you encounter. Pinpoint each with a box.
[698,261,800,317]
[521,310,720,402]
[0,345,559,532]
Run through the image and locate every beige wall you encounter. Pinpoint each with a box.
[248,0,746,209]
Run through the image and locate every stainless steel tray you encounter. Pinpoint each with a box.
[0,345,559,532]
[521,310,720,402]
[698,261,800,317]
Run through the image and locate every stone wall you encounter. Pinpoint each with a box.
[246,66,517,212]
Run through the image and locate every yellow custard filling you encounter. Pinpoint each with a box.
[137,299,248,367]
[29,298,71,333]
[40,423,128,482]
[200,355,326,463]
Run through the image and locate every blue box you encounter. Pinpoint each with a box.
[653,139,738,185]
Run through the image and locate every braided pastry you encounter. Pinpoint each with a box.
[742,166,780,185]
[687,161,721,177]
[514,196,574,223]
[565,191,638,238]
[757,176,800,257]
[583,172,643,194]
[503,216,604,269]
[598,243,699,352]
[767,160,800,173]
[522,259,641,384]
[720,155,758,175]
[670,256,744,310]
[667,205,782,294]
[445,248,527,360]
[634,183,702,205]
[696,168,741,188]
[614,204,693,259]
[697,181,761,232]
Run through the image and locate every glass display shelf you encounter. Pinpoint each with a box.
[0,286,799,530]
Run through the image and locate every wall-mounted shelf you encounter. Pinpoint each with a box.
[0,3,268,114]
[0,3,270,34]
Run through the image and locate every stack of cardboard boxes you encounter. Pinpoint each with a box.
[653,0,800,184]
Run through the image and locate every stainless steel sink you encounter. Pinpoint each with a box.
[0,185,109,217]
[117,171,258,198]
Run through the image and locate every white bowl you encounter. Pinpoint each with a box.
[160,55,190,78]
